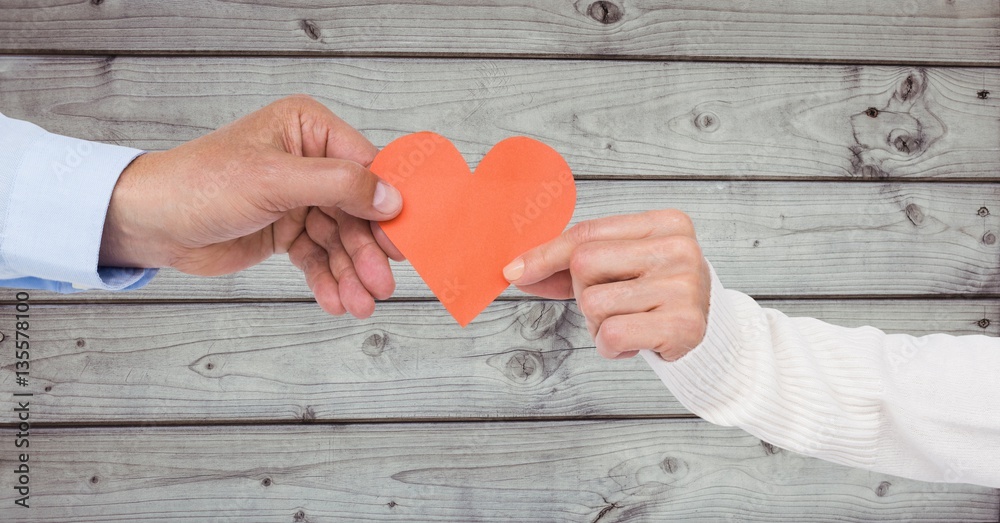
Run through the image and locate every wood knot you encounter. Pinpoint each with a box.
[189,354,228,378]
[865,107,879,118]
[592,499,620,522]
[858,164,888,179]
[889,129,921,155]
[300,19,321,40]
[76,338,86,348]
[897,74,923,101]
[660,457,681,474]
[875,480,891,497]
[694,111,720,133]
[488,343,571,385]
[984,232,997,245]
[587,1,623,24]
[752,240,761,248]
[261,477,272,487]
[504,351,542,382]
[761,440,781,455]
[362,333,387,357]
[518,301,571,341]
[44,385,52,392]
[90,0,104,5]
[293,509,307,522]
[978,206,990,217]
[90,475,100,484]
[979,318,992,329]
[851,158,889,180]
[904,203,925,226]
[387,501,397,508]
[977,90,990,100]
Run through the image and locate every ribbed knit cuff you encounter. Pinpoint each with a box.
[642,262,880,469]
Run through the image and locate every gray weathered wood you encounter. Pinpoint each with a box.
[0,1,997,64]
[2,57,998,180]
[1,421,996,522]
[16,180,999,302]
[3,299,995,425]
[2,2,997,519]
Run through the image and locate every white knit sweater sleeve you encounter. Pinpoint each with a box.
[642,263,1000,488]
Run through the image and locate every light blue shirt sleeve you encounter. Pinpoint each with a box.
[0,112,158,293]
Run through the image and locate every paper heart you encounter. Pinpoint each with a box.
[371,132,576,326]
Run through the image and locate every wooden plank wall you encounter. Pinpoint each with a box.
[0,1,998,521]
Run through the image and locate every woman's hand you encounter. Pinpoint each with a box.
[503,210,711,361]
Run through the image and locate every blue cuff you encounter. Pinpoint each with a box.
[0,270,158,294]
[0,113,157,291]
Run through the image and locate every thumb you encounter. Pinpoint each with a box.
[267,154,403,221]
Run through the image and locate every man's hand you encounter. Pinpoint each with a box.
[99,95,404,318]
[503,210,710,361]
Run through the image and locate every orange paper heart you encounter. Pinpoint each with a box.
[372,132,576,326]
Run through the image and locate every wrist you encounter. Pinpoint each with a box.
[99,152,173,268]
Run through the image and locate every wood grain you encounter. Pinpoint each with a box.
[3,299,995,425]
[2,3,997,518]
[1,421,996,522]
[15,180,999,302]
[0,1,997,64]
[1,57,998,180]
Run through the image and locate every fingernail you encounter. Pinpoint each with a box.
[373,182,402,214]
[503,258,524,282]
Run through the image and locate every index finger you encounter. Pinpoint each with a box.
[286,95,379,167]
[503,210,695,286]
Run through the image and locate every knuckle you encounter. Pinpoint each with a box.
[568,220,597,244]
[646,235,676,260]
[597,317,629,352]
[323,225,342,252]
[653,209,695,236]
[348,236,381,261]
[340,162,376,198]
[287,244,306,268]
[677,309,708,338]
[304,207,325,232]
[657,235,703,265]
[655,312,706,360]
[655,348,684,363]
[306,213,339,250]
[671,273,705,302]
[673,211,696,234]
[568,244,597,277]
[281,94,318,109]
[300,248,326,274]
[577,286,605,319]
[674,234,701,254]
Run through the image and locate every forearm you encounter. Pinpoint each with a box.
[643,263,1000,487]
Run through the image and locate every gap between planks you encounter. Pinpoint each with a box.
[0,413,702,430]
[3,49,1000,68]
[6,295,1000,306]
